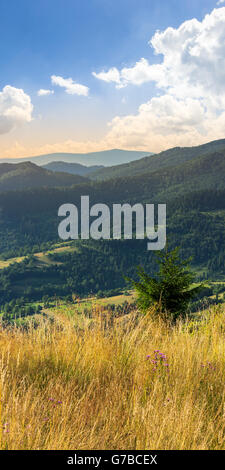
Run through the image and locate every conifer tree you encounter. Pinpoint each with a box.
[130,247,203,321]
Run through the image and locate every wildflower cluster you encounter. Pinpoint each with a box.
[42,398,63,421]
[200,361,216,371]
[2,422,9,434]
[48,397,63,409]
[48,397,62,404]
[146,350,169,372]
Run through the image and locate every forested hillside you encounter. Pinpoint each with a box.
[0,138,225,309]
[43,161,104,176]
[0,161,88,191]
[90,138,225,181]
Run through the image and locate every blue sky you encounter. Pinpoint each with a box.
[0,0,224,158]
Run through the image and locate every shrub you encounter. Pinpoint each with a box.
[129,247,203,321]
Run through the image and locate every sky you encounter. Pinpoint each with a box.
[1,0,225,159]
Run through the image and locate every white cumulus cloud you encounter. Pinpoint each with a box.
[51,75,89,96]
[92,67,122,87]
[0,85,33,135]
[91,7,225,152]
[93,7,225,104]
[37,89,54,96]
[93,58,158,88]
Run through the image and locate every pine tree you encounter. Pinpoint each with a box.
[129,247,203,321]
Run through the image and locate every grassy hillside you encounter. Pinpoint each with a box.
[0,161,88,191]
[0,239,159,309]
[0,304,224,450]
[0,241,75,269]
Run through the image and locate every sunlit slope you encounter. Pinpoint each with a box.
[0,304,224,450]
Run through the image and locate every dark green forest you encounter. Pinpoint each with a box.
[0,138,225,317]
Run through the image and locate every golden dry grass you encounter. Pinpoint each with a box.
[0,241,75,270]
[0,305,225,450]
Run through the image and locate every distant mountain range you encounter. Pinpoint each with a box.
[88,138,225,181]
[42,161,104,176]
[0,149,152,167]
[0,137,224,201]
[1,138,225,193]
[0,161,88,192]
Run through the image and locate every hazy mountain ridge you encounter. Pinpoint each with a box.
[0,149,152,167]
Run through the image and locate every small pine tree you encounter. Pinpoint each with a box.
[129,247,203,321]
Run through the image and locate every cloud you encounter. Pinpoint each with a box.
[89,7,225,152]
[51,75,89,96]
[103,95,225,152]
[3,6,225,157]
[37,89,54,96]
[93,7,225,103]
[146,7,225,107]
[217,1,225,5]
[93,58,158,88]
[4,97,225,158]
[0,85,33,135]
[92,67,122,87]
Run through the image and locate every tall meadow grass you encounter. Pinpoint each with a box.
[0,305,225,450]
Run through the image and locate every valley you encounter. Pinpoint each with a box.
[0,138,225,324]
